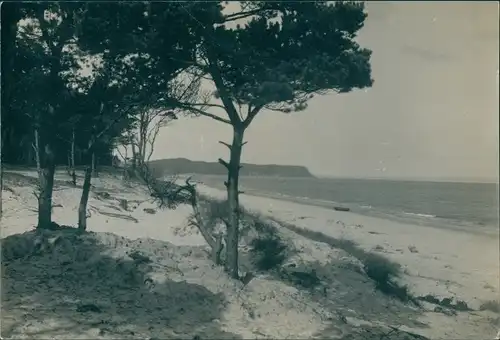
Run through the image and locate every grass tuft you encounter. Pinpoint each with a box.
[249,236,288,271]
[267,217,418,304]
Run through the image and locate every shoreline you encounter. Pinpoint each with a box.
[194,183,499,313]
[183,175,498,237]
[243,188,499,237]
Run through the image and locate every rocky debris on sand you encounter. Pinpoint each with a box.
[143,208,156,214]
[408,245,419,253]
[95,191,111,200]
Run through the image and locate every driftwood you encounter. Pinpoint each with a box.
[135,163,225,265]
[179,177,225,265]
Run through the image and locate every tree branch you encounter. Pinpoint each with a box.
[145,120,165,163]
[83,102,135,153]
[189,103,226,110]
[115,145,127,163]
[218,158,229,169]
[174,102,231,125]
[204,35,242,126]
[222,9,264,23]
[243,104,264,129]
[218,141,231,150]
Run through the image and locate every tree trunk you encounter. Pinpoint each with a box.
[34,129,42,182]
[70,128,76,185]
[0,116,3,221]
[78,164,92,231]
[0,159,2,221]
[131,139,138,170]
[91,152,97,177]
[225,127,245,279]
[37,143,56,229]
[27,141,33,166]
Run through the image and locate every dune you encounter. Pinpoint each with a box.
[1,168,498,339]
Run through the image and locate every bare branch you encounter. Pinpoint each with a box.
[218,141,231,150]
[114,145,127,163]
[145,120,165,162]
[175,103,231,125]
[85,98,147,153]
[188,103,226,110]
[179,177,224,264]
[222,9,263,23]
[218,158,229,169]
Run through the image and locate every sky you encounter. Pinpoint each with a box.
[151,2,499,181]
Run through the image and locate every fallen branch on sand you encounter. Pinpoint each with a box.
[93,208,140,223]
[177,177,225,266]
[380,325,429,339]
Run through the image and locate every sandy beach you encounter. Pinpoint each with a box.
[230,186,500,309]
[1,169,499,339]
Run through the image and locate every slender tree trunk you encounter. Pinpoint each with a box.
[0,117,3,221]
[33,129,42,182]
[138,111,147,167]
[131,142,138,170]
[37,143,56,229]
[225,126,245,279]
[91,152,97,177]
[70,128,76,185]
[27,141,33,166]
[78,139,94,231]
[0,160,2,221]
[78,164,92,231]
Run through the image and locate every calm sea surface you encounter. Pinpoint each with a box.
[196,175,499,231]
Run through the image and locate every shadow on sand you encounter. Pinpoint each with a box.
[3,171,84,190]
[1,227,240,339]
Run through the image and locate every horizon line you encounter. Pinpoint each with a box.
[314,174,498,184]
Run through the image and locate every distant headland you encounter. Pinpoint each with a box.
[147,158,315,178]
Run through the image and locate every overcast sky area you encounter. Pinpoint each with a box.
[152,2,499,181]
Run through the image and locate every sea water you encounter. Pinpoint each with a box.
[197,175,499,232]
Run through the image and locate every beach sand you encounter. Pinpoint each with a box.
[1,169,498,339]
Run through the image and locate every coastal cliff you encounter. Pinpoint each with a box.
[147,158,315,178]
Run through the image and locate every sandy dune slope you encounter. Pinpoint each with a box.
[1,169,498,339]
